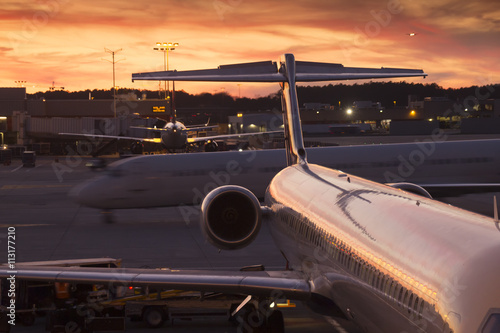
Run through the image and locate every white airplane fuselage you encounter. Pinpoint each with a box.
[266,163,500,332]
[70,139,500,210]
[158,121,188,150]
[8,53,500,333]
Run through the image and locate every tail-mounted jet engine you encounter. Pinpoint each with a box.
[201,186,262,250]
[386,182,432,199]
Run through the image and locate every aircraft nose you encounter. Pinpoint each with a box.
[69,178,106,208]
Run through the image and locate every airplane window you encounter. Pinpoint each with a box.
[482,313,500,333]
[379,275,386,290]
[391,283,399,300]
[359,265,366,280]
[384,280,393,295]
[418,299,425,319]
[398,287,405,306]
[367,270,374,285]
[373,273,379,288]
[408,293,414,314]
[413,296,420,316]
[403,290,410,308]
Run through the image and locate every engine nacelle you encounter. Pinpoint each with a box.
[201,185,262,250]
[386,182,432,199]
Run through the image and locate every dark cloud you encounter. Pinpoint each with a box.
[1,0,499,91]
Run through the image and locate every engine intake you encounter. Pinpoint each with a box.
[201,186,262,250]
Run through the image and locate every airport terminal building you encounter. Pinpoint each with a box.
[1,87,499,154]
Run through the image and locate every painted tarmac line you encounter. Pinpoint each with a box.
[10,165,23,173]
[323,316,349,333]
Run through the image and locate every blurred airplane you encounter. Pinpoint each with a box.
[4,55,499,333]
[70,139,500,214]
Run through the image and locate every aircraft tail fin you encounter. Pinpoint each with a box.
[132,54,426,166]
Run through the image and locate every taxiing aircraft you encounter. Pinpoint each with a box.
[3,55,500,333]
[60,116,279,153]
[70,139,500,213]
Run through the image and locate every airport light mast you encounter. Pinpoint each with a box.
[153,42,179,100]
[103,48,123,118]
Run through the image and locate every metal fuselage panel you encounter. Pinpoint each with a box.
[71,139,500,210]
[161,130,188,150]
[264,163,500,333]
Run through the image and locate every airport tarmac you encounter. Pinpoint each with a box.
[1,137,498,332]
[0,155,361,332]
[313,132,500,147]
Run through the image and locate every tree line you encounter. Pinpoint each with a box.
[29,81,499,111]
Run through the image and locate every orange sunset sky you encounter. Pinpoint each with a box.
[1,0,499,98]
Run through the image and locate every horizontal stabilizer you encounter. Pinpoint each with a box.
[133,61,282,82]
[132,59,427,83]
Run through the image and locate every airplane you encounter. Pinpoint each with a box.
[2,54,500,333]
[60,83,282,154]
[60,116,281,153]
[70,139,500,216]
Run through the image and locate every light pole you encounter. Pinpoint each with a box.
[103,48,123,118]
[153,42,179,100]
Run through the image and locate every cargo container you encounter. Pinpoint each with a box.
[22,151,36,167]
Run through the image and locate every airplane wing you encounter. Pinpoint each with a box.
[130,125,219,132]
[132,60,427,82]
[58,132,161,143]
[185,125,219,132]
[187,131,283,144]
[0,265,310,301]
